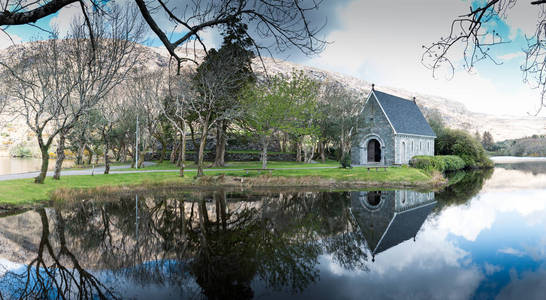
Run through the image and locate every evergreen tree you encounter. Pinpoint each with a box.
[482,131,495,151]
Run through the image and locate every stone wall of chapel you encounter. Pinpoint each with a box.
[351,94,395,165]
[394,135,435,164]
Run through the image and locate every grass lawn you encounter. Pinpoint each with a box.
[0,172,189,205]
[0,164,440,205]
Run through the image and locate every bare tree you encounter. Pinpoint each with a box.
[1,5,143,183]
[129,69,170,165]
[161,70,195,177]
[314,81,362,161]
[0,0,326,73]
[2,38,76,183]
[422,0,546,113]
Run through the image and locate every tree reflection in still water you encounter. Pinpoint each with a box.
[0,189,373,299]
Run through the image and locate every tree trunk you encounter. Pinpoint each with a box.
[197,123,209,177]
[104,143,111,174]
[296,138,302,162]
[261,135,269,169]
[35,145,50,184]
[189,123,200,165]
[129,150,135,168]
[319,141,326,163]
[304,142,316,164]
[138,153,144,168]
[120,144,126,163]
[53,133,66,180]
[179,127,187,177]
[212,121,227,167]
[76,143,85,165]
[282,132,289,152]
[170,140,179,164]
[158,135,167,164]
[177,134,184,167]
[85,146,93,165]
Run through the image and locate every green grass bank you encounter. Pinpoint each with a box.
[0,161,445,206]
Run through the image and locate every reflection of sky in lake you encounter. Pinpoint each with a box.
[1,164,546,299]
[255,166,546,300]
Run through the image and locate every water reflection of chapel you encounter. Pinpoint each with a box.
[350,190,436,261]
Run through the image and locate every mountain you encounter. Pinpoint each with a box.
[1,42,545,156]
[245,55,546,142]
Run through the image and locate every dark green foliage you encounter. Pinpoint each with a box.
[423,110,492,169]
[409,155,466,172]
[434,128,493,169]
[481,131,495,151]
[340,153,352,169]
[435,168,494,211]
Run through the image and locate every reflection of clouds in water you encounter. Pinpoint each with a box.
[437,200,495,241]
[524,238,546,261]
[438,188,546,242]
[497,265,546,300]
[332,171,546,299]
[484,262,503,275]
[315,216,484,299]
[0,258,22,277]
[318,253,482,300]
[498,247,527,257]
[483,168,546,192]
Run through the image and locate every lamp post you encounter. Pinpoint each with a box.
[135,114,139,169]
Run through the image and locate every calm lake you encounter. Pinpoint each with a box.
[1,162,545,299]
[0,157,74,175]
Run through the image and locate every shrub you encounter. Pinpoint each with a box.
[340,153,352,169]
[435,128,493,169]
[410,155,466,172]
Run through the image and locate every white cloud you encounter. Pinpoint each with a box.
[503,2,540,39]
[302,0,544,116]
[484,263,503,275]
[49,3,83,37]
[0,31,22,49]
[498,52,525,61]
[499,247,529,257]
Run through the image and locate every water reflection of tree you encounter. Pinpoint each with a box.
[435,168,493,210]
[495,162,546,176]
[1,189,371,299]
[0,208,118,299]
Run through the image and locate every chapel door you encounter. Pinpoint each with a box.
[367,139,381,163]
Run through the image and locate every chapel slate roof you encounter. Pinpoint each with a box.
[372,90,436,137]
[372,201,436,255]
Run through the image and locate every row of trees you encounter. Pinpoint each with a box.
[0,6,363,184]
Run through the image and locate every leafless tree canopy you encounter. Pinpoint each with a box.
[0,0,327,71]
[0,5,143,183]
[422,0,546,113]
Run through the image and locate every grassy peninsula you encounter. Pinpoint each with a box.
[0,161,444,205]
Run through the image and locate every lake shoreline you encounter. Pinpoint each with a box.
[0,168,447,209]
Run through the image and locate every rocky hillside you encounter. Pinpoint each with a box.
[1,42,545,156]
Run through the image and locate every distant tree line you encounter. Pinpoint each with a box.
[493,135,546,157]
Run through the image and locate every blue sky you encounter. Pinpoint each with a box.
[0,0,544,116]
